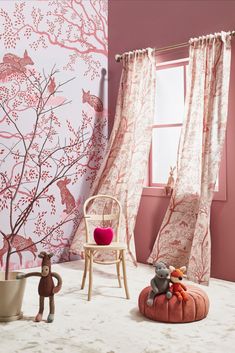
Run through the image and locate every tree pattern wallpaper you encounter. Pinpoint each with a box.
[0,0,108,269]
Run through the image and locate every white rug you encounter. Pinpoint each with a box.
[1,261,235,353]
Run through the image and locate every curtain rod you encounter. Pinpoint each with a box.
[115,30,235,62]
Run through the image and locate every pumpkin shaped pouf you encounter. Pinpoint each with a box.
[138,285,209,323]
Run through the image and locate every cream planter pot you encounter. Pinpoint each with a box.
[0,272,26,322]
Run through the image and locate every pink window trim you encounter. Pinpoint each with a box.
[147,59,227,202]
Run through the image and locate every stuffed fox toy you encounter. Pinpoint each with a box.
[169,265,188,302]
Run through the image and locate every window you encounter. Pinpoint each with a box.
[144,59,226,201]
[150,59,187,187]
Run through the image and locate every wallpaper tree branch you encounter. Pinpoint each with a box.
[0,0,108,270]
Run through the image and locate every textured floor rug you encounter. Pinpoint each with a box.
[1,261,235,353]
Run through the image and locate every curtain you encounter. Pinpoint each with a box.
[70,48,156,263]
[148,31,231,284]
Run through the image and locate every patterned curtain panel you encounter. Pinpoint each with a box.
[148,32,231,284]
[70,49,156,263]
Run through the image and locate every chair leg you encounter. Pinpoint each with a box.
[121,250,130,299]
[88,250,93,301]
[81,250,89,290]
[116,251,122,288]
[116,262,122,288]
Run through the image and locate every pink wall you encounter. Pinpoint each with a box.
[108,0,235,281]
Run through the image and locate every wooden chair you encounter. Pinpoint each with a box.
[81,194,130,301]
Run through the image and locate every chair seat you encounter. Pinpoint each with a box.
[83,242,127,251]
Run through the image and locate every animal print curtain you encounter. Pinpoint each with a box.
[148,32,231,284]
[70,48,156,263]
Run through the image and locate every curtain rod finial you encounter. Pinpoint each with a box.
[115,54,122,62]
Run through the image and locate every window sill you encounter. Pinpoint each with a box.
[212,190,226,202]
[142,187,226,201]
[142,186,169,198]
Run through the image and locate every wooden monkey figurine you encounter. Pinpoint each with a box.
[19,252,62,323]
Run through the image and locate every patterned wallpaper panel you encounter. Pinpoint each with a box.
[0,0,108,269]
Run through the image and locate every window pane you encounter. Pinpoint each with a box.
[155,66,184,124]
[152,127,181,184]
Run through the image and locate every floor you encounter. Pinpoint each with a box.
[1,261,235,353]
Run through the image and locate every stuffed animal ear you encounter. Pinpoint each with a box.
[158,261,166,266]
[180,266,186,273]
[38,251,47,259]
[48,253,54,258]
[169,265,175,273]
[38,251,46,258]
[154,261,167,269]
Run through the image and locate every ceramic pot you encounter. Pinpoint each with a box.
[94,227,114,245]
[0,272,26,322]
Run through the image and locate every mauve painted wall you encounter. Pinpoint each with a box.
[108,0,235,281]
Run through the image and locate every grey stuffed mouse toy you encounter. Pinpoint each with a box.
[147,261,172,306]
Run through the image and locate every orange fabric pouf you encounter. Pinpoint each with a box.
[138,285,209,323]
